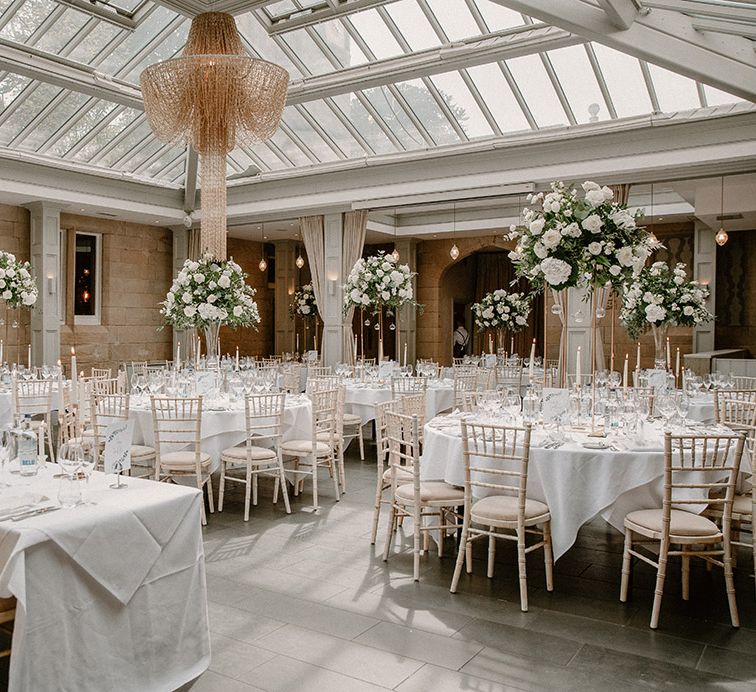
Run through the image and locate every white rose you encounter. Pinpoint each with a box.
[582,214,603,233]
[588,242,602,255]
[2,290,10,300]
[0,269,6,279]
[207,294,217,303]
[541,228,562,250]
[540,257,572,287]
[562,222,581,238]
[22,292,36,306]
[381,290,391,301]
[582,181,601,192]
[217,274,231,289]
[182,291,193,303]
[616,247,635,267]
[6,268,15,278]
[193,273,205,283]
[533,242,549,259]
[301,306,311,315]
[233,305,243,317]
[183,305,196,317]
[585,189,606,207]
[645,304,666,323]
[601,186,614,201]
[529,218,545,235]
[609,265,621,276]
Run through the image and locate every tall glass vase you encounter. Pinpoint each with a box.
[651,323,669,370]
[203,321,221,369]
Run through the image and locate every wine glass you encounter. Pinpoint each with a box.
[656,393,676,431]
[702,374,712,392]
[608,371,622,390]
[77,445,97,505]
[675,393,690,431]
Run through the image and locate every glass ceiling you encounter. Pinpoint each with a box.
[0,0,745,187]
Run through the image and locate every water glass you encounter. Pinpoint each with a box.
[58,475,81,508]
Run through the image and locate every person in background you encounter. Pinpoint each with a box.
[453,320,469,358]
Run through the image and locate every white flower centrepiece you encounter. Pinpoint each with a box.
[343,251,416,312]
[507,180,659,291]
[619,261,713,340]
[0,251,37,309]
[161,254,260,329]
[289,283,317,320]
[472,290,531,332]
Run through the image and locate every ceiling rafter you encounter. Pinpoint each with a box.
[596,0,642,29]
[267,0,394,33]
[492,0,756,101]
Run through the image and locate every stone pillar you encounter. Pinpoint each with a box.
[395,239,418,367]
[26,202,62,366]
[693,221,716,353]
[273,239,297,355]
[171,228,190,360]
[322,213,343,366]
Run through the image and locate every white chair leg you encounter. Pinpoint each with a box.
[383,504,398,561]
[358,426,365,460]
[487,529,496,579]
[218,461,226,513]
[650,539,669,629]
[682,554,690,601]
[371,475,384,545]
[206,475,214,514]
[723,538,740,628]
[278,462,291,514]
[450,516,469,593]
[252,472,258,506]
[413,504,422,582]
[517,528,528,612]
[543,521,554,592]
[620,529,633,602]
[311,455,319,510]
[331,456,340,502]
[244,466,252,522]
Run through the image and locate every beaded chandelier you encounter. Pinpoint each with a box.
[140,13,289,259]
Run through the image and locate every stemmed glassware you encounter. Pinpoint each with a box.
[675,392,690,431]
[656,393,677,431]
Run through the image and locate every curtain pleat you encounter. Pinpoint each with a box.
[342,210,367,364]
[301,216,326,356]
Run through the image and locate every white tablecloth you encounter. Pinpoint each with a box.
[688,393,715,424]
[344,381,455,424]
[0,466,209,691]
[0,383,64,429]
[129,395,312,472]
[421,418,700,561]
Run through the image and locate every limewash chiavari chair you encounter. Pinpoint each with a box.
[714,390,756,424]
[281,367,301,394]
[307,378,348,490]
[390,375,427,398]
[450,421,553,612]
[309,375,365,463]
[151,396,213,525]
[89,392,156,478]
[731,376,756,391]
[495,363,523,390]
[453,370,478,409]
[620,430,746,629]
[92,377,126,396]
[91,367,111,379]
[11,376,54,460]
[462,391,480,413]
[218,392,291,521]
[370,399,401,545]
[307,365,332,379]
[383,411,464,581]
[476,368,494,391]
[452,358,465,366]
[280,387,340,510]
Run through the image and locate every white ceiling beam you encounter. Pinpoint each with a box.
[644,0,756,23]
[492,0,756,101]
[150,0,283,17]
[0,38,142,109]
[286,25,584,103]
[690,16,756,40]
[268,0,393,34]
[596,0,641,29]
[53,0,136,30]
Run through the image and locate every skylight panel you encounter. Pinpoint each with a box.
[472,0,527,31]
[394,79,462,146]
[34,7,89,53]
[18,91,91,150]
[590,44,653,118]
[385,0,442,51]
[0,0,57,42]
[362,86,429,151]
[75,109,140,161]
[0,73,31,111]
[429,71,494,138]
[311,19,370,67]
[347,9,404,60]
[424,0,482,41]
[0,82,62,145]
[282,107,342,162]
[548,45,609,123]
[66,22,122,63]
[47,101,117,157]
[647,63,702,112]
[300,100,369,158]
[703,85,742,107]
[280,28,339,75]
[466,63,532,133]
[506,54,568,127]
[330,93,398,155]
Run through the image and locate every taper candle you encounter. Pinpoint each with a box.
[623,353,629,391]
[675,347,680,379]
[666,337,671,370]
[636,342,641,371]
[529,338,536,382]
[576,346,582,385]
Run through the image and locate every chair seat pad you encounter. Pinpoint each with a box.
[626,508,720,537]
[131,444,156,459]
[160,451,211,469]
[342,413,362,426]
[732,494,753,516]
[222,445,277,463]
[395,481,464,504]
[471,495,550,523]
[281,439,331,455]
[383,467,414,483]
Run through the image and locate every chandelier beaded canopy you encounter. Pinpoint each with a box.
[140,13,289,259]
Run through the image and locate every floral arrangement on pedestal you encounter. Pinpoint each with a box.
[507,181,659,291]
[620,261,712,367]
[161,254,260,364]
[0,251,37,308]
[343,251,416,312]
[472,290,530,332]
[289,283,317,321]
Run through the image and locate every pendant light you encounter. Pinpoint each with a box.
[295,244,305,269]
[449,202,459,260]
[258,223,267,272]
[648,183,658,246]
[391,208,400,261]
[715,176,729,246]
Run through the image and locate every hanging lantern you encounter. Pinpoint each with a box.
[391,248,400,261]
[295,253,305,269]
[450,243,459,260]
[259,257,267,271]
[715,228,729,246]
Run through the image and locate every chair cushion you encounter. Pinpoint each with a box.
[383,467,414,483]
[395,481,464,504]
[626,508,720,537]
[130,444,156,459]
[471,495,550,523]
[159,451,211,469]
[342,413,362,426]
[280,439,331,456]
[732,494,754,516]
[222,445,276,463]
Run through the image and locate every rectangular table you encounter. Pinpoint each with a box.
[0,466,210,691]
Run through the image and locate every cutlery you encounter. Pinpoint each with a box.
[0,504,37,521]
[8,506,61,522]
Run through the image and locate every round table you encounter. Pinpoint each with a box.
[129,394,312,472]
[0,382,64,429]
[344,380,455,424]
[420,415,740,561]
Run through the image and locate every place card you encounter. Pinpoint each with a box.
[542,388,570,423]
[104,420,134,475]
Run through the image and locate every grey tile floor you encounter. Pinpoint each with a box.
[193,442,756,692]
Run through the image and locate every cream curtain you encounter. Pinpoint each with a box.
[342,210,367,364]
[301,216,326,344]
[188,228,201,261]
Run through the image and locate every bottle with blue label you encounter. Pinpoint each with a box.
[16,416,38,477]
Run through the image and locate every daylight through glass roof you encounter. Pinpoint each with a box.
[0,0,745,187]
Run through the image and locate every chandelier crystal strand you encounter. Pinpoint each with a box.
[140,13,289,260]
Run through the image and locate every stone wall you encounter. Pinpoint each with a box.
[0,204,31,364]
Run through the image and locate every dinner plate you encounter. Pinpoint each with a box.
[581,441,613,450]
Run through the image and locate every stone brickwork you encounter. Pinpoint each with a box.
[0,204,32,364]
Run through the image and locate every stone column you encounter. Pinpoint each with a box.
[273,239,297,355]
[395,238,418,367]
[25,202,62,366]
[171,228,190,360]
[693,221,716,353]
[322,213,343,366]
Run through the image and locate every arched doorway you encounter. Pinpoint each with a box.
[439,247,544,363]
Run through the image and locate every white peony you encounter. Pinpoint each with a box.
[616,246,635,267]
[529,218,545,235]
[542,228,562,250]
[540,257,572,286]
[645,304,666,323]
[582,214,603,233]
[233,305,243,317]
[588,242,602,255]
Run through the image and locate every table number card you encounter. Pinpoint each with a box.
[482,354,497,369]
[195,371,216,395]
[378,361,396,379]
[646,370,668,389]
[542,388,571,422]
[104,420,133,475]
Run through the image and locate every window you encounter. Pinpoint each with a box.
[73,232,101,325]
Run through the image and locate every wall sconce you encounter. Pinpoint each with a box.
[47,275,55,295]
[328,279,337,295]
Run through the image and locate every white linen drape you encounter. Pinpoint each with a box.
[341,210,367,364]
[300,216,326,331]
